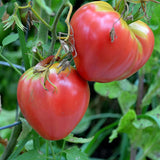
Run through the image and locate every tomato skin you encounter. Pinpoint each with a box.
[70,1,154,82]
[17,63,90,140]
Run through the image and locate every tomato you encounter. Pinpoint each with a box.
[17,57,90,140]
[70,1,154,82]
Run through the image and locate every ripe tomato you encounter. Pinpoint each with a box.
[70,1,154,82]
[17,58,90,140]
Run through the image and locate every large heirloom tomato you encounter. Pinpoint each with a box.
[70,1,154,82]
[17,58,90,140]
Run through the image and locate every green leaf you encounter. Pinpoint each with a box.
[109,129,118,143]
[142,78,160,107]
[18,118,32,142]
[149,25,159,30]
[94,79,137,99]
[146,105,160,127]
[149,5,160,52]
[82,121,118,156]
[94,81,121,98]
[13,150,44,160]
[8,133,31,160]
[118,92,137,114]
[65,146,89,160]
[109,107,160,159]
[25,140,34,151]
[0,109,15,137]
[0,6,5,19]
[119,79,137,92]
[143,51,160,74]
[3,15,25,31]
[117,110,137,133]
[64,134,94,144]
[2,33,19,46]
[36,0,53,15]
[109,110,137,143]
[95,80,137,114]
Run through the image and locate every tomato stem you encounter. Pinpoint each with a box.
[136,68,144,115]
[15,2,52,31]
[115,0,160,24]
[45,140,49,160]
[37,0,51,53]
[64,2,73,41]
[31,8,51,30]
[55,46,63,59]
[0,113,23,160]
[130,68,144,160]
[17,10,31,70]
[48,0,73,56]
[49,141,56,159]
[59,140,66,160]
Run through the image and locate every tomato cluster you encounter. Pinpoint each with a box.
[17,1,154,140]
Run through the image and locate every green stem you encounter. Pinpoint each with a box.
[130,145,137,160]
[45,140,49,160]
[31,8,51,31]
[49,141,56,159]
[0,48,22,76]
[37,0,51,47]
[130,69,144,160]
[17,11,30,69]
[82,121,119,156]
[136,68,144,115]
[0,113,23,160]
[59,140,66,160]
[136,134,158,160]
[7,132,31,160]
[48,0,70,55]
[16,2,51,31]
[32,0,51,65]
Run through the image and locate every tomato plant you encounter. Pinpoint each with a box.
[1,0,160,160]
[17,57,90,140]
[70,1,154,82]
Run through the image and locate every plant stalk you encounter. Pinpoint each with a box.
[33,0,51,65]
[130,69,144,160]
[130,145,137,160]
[0,117,22,160]
[17,11,30,70]
[48,0,70,56]
[37,0,51,49]
[136,69,144,115]
[49,141,56,159]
